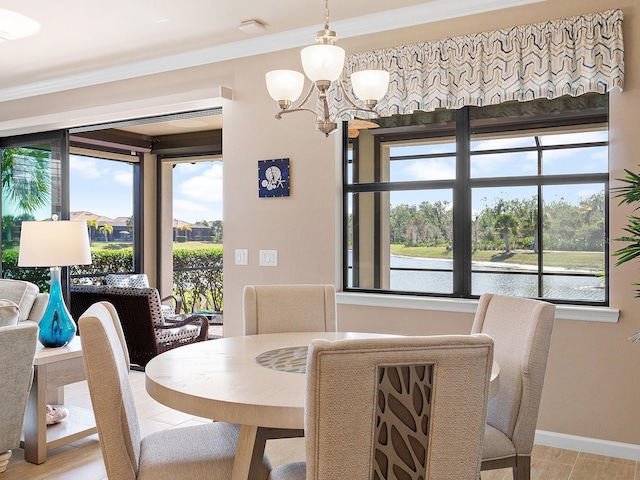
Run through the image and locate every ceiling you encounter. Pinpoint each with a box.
[1,0,542,136]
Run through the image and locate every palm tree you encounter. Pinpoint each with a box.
[98,223,113,242]
[179,224,192,241]
[86,219,98,242]
[1,147,51,214]
[494,213,518,252]
[2,215,15,241]
[210,220,223,243]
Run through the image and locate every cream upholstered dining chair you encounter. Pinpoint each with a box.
[270,334,495,480]
[243,284,336,335]
[471,293,555,480]
[79,301,271,480]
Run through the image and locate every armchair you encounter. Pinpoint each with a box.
[0,279,49,324]
[0,322,38,472]
[105,273,182,315]
[70,285,208,370]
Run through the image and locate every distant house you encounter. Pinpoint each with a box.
[70,211,131,242]
[172,219,210,241]
[70,212,211,242]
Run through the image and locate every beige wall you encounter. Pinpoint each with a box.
[1,0,639,447]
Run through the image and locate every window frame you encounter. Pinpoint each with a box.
[342,102,609,306]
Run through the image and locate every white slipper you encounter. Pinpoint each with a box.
[46,404,69,425]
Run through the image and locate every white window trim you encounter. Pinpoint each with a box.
[336,292,619,323]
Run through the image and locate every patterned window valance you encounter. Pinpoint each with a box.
[330,9,624,117]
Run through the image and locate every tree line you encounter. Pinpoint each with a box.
[388,192,605,252]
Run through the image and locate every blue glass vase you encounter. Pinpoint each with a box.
[38,267,77,348]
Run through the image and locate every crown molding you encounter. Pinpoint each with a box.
[0,0,544,103]
[0,86,232,138]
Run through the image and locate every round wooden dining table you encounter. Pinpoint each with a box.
[145,332,499,480]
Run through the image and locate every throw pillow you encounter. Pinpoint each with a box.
[0,299,20,327]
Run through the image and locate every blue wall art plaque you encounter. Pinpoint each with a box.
[258,158,290,198]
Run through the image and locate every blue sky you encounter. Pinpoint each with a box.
[61,129,608,224]
[386,130,608,209]
[69,156,223,223]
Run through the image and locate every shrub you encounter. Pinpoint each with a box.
[2,247,223,311]
[173,248,223,312]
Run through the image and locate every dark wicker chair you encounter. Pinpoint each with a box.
[70,285,209,370]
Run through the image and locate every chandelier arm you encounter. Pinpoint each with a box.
[275,106,320,120]
[291,82,316,111]
[338,79,361,108]
[332,80,380,119]
[274,82,322,120]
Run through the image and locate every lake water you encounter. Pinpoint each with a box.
[350,254,605,302]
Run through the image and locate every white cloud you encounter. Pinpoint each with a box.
[173,198,222,222]
[173,198,210,214]
[577,188,600,199]
[471,150,537,177]
[540,131,608,145]
[541,145,608,173]
[70,156,109,179]
[401,159,455,180]
[176,163,223,203]
[113,170,133,187]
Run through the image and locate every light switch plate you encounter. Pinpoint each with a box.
[259,250,277,267]
[235,249,248,265]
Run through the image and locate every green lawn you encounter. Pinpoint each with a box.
[390,244,603,271]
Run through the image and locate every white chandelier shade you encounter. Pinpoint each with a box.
[351,70,390,103]
[266,70,305,103]
[300,44,345,82]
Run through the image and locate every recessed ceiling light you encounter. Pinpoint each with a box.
[239,19,266,35]
[0,8,40,42]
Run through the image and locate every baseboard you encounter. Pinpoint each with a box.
[535,430,640,461]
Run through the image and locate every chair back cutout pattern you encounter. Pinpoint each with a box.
[374,363,433,479]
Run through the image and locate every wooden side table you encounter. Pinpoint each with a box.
[22,336,97,464]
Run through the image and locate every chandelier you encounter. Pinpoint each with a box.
[265,0,389,137]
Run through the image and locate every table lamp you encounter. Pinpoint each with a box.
[18,216,92,348]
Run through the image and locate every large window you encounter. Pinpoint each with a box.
[344,94,609,305]
[69,152,141,283]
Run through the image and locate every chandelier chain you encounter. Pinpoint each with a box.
[324,0,330,30]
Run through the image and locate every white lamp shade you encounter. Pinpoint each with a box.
[265,70,305,103]
[18,220,92,267]
[300,44,345,82]
[351,70,390,101]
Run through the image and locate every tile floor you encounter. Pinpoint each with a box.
[4,371,638,480]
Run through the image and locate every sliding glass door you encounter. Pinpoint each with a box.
[0,131,69,289]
